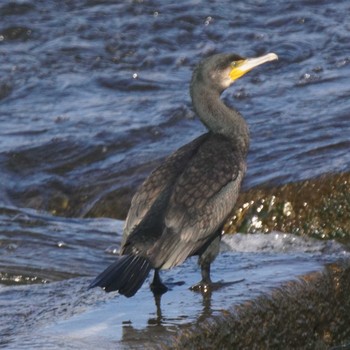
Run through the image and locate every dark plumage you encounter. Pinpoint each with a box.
[89,52,278,297]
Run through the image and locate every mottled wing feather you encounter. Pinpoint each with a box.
[123,133,209,243]
[150,134,245,269]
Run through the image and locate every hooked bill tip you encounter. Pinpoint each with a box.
[264,52,278,61]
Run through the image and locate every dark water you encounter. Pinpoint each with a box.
[1,0,350,348]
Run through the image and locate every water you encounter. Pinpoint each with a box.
[1,0,350,216]
[1,0,350,348]
[1,226,348,349]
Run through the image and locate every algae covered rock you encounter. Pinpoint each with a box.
[224,172,350,242]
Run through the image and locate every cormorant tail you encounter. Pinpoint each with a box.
[89,255,152,297]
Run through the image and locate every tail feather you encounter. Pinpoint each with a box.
[119,258,151,296]
[89,255,152,297]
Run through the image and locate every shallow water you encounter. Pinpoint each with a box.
[1,229,348,349]
[1,0,350,348]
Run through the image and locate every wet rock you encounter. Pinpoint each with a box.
[0,26,32,41]
[0,82,12,100]
[224,172,350,242]
[168,260,350,349]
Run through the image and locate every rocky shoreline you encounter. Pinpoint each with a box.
[166,260,350,349]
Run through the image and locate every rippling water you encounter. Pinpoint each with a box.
[1,0,350,216]
[1,0,350,348]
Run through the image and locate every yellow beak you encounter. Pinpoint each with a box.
[229,53,278,81]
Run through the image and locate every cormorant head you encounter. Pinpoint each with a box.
[192,52,278,94]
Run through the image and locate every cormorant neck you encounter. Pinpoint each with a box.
[191,84,249,156]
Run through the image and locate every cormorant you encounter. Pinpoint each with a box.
[89,52,278,297]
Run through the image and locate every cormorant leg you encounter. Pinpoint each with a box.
[191,234,221,292]
[150,269,168,296]
[191,261,212,292]
[201,262,212,285]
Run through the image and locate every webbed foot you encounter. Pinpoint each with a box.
[190,279,245,293]
[150,281,168,296]
[190,280,212,293]
[150,270,168,296]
